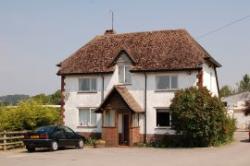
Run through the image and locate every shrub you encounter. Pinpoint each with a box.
[0,100,61,131]
[170,87,236,147]
[84,137,97,146]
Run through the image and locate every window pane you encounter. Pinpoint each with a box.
[132,113,139,127]
[125,66,131,83]
[79,79,90,91]
[90,109,97,126]
[104,111,109,126]
[63,127,74,133]
[91,78,97,91]
[79,109,90,126]
[157,76,170,89]
[104,110,115,127]
[156,110,170,127]
[171,76,178,89]
[119,65,124,83]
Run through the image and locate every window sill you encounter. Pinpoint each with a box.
[77,91,98,94]
[117,83,132,86]
[155,126,172,129]
[77,126,97,128]
[102,126,116,128]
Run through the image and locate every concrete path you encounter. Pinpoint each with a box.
[0,131,250,166]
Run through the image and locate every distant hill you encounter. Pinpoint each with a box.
[0,95,30,105]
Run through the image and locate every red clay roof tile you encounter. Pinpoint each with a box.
[58,29,220,75]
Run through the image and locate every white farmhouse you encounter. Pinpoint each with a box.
[222,91,250,129]
[57,29,221,146]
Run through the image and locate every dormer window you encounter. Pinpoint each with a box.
[118,65,131,84]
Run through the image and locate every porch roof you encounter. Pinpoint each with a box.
[96,85,144,113]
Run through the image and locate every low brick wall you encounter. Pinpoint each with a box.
[102,127,118,146]
[129,127,140,146]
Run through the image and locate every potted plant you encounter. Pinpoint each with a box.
[94,139,106,148]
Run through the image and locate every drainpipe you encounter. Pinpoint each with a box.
[101,74,104,102]
[214,66,220,98]
[60,75,65,125]
[144,72,147,143]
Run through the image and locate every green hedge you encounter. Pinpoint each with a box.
[0,100,61,131]
[170,87,236,147]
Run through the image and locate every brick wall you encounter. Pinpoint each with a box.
[102,127,118,146]
[129,127,140,146]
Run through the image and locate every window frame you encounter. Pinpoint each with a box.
[118,64,132,84]
[78,108,97,128]
[155,108,172,128]
[78,77,97,93]
[155,75,178,91]
[103,110,116,127]
[131,113,139,128]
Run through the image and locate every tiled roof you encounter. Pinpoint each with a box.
[96,85,144,113]
[58,29,221,75]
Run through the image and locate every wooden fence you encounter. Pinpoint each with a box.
[0,131,28,151]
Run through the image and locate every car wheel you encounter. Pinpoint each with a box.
[51,141,59,151]
[77,139,84,149]
[26,146,35,152]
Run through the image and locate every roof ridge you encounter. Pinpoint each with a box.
[99,28,187,37]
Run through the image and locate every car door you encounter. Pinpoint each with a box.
[63,126,79,146]
[51,127,67,147]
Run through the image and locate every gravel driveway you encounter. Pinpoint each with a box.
[0,131,250,166]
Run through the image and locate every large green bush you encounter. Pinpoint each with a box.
[170,87,236,147]
[0,100,61,131]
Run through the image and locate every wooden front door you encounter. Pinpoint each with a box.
[121,114,129,145]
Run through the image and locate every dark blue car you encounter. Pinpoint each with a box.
[23,125,85,152]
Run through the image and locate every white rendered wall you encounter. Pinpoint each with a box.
[63,60,221,135]
[145,71,198,135]
[202,63,219,96]
[63,76,103,133]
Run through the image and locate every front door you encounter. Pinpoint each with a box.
[122,114,129,145]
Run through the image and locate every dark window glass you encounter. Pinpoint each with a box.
[156,110,170,127]
[34,126,56,134]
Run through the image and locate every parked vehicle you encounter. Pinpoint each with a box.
[23,125,85,152]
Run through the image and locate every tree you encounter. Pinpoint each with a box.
[48,90,61,105]
[0,100,61,131]
[238,74,250,92]
[30,90,61,105]
[170,87,236,147]
[219,85,233,97]
[32,94,49,104]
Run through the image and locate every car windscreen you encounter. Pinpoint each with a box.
[34,126,56,134]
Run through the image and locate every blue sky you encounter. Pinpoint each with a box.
[0,0,249,95]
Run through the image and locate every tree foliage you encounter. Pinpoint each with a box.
[0,90,61,106]
[31,90,61,105]
[219,74,250,97]
[238,74,250,92]
[170,87,236,147]
[0,100,61,131]
[219,85,233,97]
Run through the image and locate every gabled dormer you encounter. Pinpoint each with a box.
[111,50,135,85]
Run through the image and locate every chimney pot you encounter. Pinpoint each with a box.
[104,29,116,35]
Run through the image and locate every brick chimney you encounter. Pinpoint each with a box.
[104,29,116,35]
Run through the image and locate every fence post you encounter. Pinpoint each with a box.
[3,130,7,151]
